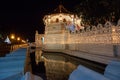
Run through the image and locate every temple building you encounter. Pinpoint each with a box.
[35,5,83,49]
[35,5,120,64]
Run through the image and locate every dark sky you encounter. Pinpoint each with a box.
[0,0,81,42]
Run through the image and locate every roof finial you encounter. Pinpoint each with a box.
[59,5,62,13]
[53,2,70,13]
[59,0,62,13]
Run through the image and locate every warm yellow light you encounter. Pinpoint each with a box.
[11,34,15,39]
[17,37,20,41]
[112,28,115,32]
[22,40,26,43]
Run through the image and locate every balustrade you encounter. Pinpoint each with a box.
[68,19,120,44]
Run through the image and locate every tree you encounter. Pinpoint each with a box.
[74,0,120,25]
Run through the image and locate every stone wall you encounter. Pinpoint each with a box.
[35,31,44,47]
[68,43,114,57]
[44,34,65,50]
[65,20,120,57]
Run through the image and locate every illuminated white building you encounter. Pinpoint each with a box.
[35,5,120,64]
[35,5,82,49]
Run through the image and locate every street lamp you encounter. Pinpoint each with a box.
[17,37,20,41]
[11,34,15,39]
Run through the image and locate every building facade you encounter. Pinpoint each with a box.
[35,5,120,64]
[35,5,82,50]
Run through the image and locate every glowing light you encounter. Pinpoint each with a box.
[22,40,26,43]
[17,37,20,41]
[71,15,74,18]
[112,28,115,32]
[11,34,15,39]
[48,19,51,23]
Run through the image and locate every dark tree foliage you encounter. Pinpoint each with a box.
[74,0,120,25]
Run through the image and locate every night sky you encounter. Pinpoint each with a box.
[0,0,81,42]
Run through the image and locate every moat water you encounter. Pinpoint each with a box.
[30,48,106,80]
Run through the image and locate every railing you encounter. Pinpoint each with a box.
[0,43,27,57]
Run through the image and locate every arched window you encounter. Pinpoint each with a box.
[63,18,66,22]
[56,18,59,22]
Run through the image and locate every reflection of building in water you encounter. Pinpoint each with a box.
[43,54,76,80]
[38,52,106,80]
[35,4,120,64]
[35,48,44,64]
[35,49,77,80]
[45,60,76,80]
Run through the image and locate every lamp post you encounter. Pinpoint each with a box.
[17,37,20,41]
[10,34,16,44]
[17,37,21,44]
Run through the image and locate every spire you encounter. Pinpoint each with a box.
[54,4,70,13]
[4,36,11,44]
[59,0,62,13]
[59,5,62,13]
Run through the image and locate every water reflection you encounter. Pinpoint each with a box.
[35,48,106,80]
[35,48,43,64]
[44,56,76,80]
[35,48,76,80]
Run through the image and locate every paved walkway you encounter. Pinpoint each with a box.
[0,48,26,80]
[43,49,120,64]
[0,47,44,80]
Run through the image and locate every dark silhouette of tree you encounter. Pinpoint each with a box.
[74,0,120,25]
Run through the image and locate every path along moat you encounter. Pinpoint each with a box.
[30,48,106,80]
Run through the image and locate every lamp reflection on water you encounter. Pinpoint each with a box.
[35,48,44,64]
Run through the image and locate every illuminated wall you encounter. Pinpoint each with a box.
[35,31,44,47]
[35,20,120,57]
[35,5,120,63]
[37,9,82,50]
